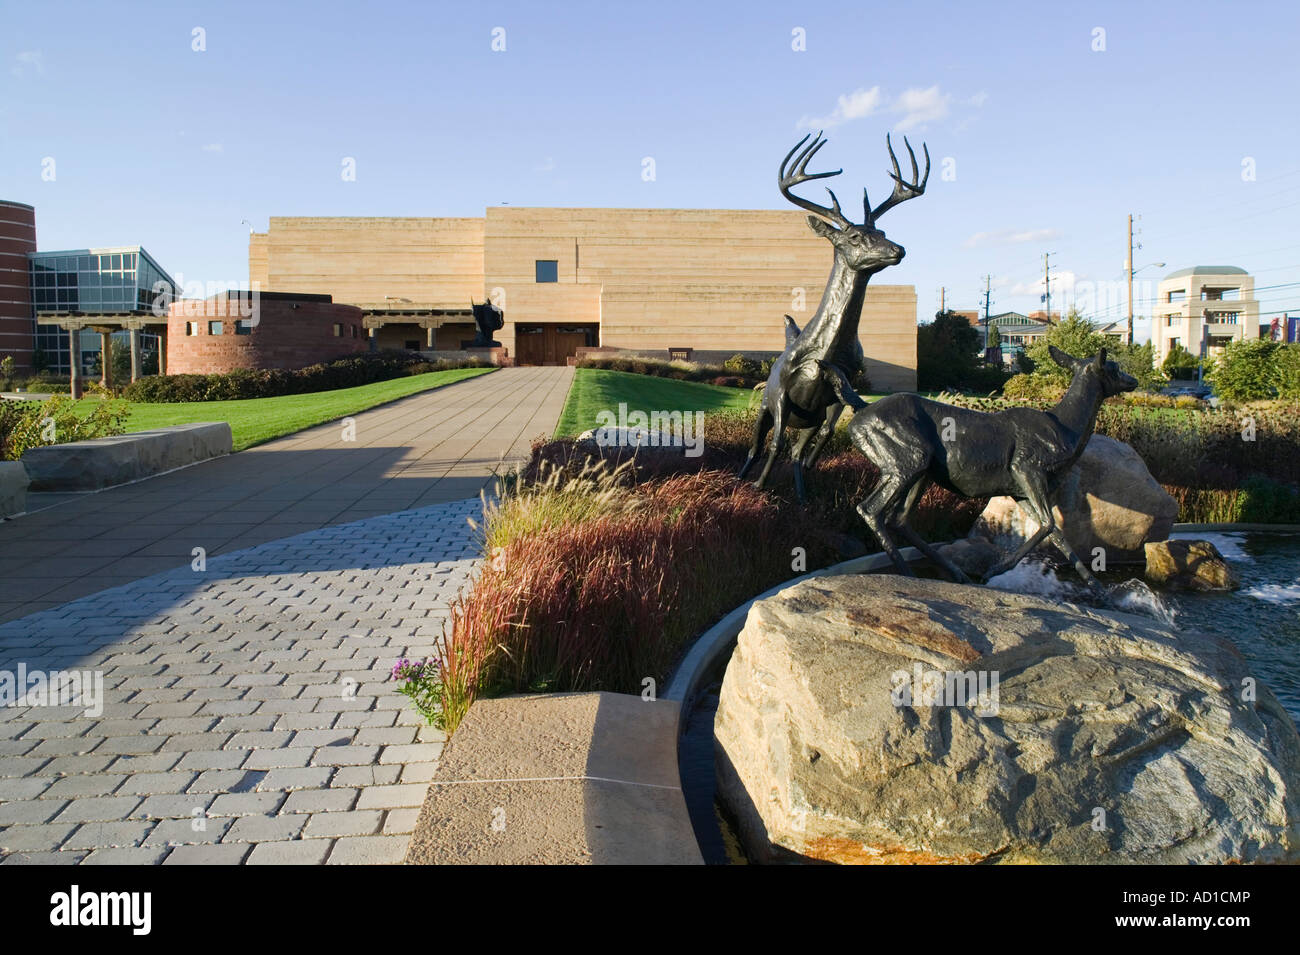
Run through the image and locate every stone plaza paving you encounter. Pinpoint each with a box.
[0,497,484,864]
[0,366,576,863]
[0,366,574,623]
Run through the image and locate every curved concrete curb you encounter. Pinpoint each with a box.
[662,546,925,714]
[1173,522,1300,532]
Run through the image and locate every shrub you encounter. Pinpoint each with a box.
[0,395,130,461]
[723,353,762,377]
[1275,344,1300,401]
[1001,373,1066,402]
[576,354,766,389]
[121,352,487,403]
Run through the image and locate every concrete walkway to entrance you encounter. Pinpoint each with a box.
[0,366,573,623]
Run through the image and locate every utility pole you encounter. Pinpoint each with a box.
[1127,213,1135,346]
[981,274,993,355]
[1043,252,1052,323]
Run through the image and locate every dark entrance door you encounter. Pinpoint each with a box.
[515,324,599,365]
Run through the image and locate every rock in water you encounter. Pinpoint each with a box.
[971,435,1178,563]
[1145,539,1241,591]
[713,574,1300,864]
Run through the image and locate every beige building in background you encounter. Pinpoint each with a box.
[1151,266,1259,364]
[249,208,918,391]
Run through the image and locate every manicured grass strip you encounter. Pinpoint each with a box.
[83,367,495,452]
[553,368,758,438]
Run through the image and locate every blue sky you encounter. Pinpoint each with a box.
[3,0,1299,337]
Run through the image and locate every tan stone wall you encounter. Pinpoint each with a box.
[248,232,268,291]
[259,217,485,309]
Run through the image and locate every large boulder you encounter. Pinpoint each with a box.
[714,574,1300,864]
[971,434,1177,564]
[1145,539,1241,591]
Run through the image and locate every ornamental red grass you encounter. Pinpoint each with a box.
[437,469,848,730]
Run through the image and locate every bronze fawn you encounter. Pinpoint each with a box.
[738,131,928,503]
[821,347,1138,596]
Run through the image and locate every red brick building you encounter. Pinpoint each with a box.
[167,291,368,374]
[0,201,37,371]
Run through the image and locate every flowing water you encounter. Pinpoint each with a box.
[679,530,1300,863]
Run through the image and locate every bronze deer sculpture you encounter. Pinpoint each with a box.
[738,131,929,502]
[820,347,1138,597]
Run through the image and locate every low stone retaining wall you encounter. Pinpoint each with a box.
[0,461,29,517]
[20,422,233,491]
[405,692,702,864]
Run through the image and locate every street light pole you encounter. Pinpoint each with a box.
[1127,214,1134,346]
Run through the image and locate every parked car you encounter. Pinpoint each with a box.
[1160,382,1212,399]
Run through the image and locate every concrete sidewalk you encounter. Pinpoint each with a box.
[0,366,573,623]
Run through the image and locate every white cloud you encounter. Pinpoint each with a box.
[11,50,43,77]
[536,157,556,172]
[797,86,883,129]
[799,84,985,133]
[965,227,1063,248]
[891,85,951,132]
[1010,270,1079,297]
[201,143,223,152]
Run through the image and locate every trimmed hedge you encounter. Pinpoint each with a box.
[577,354,766,389]
[577,352,874,393]
[121,351,489,403]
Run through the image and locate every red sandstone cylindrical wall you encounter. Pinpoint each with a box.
[0,200,36,372]
[166,296,369,374]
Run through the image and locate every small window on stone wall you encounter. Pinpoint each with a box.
[235,319,252,335]
[208,321,223,335]
[333,324,342,337]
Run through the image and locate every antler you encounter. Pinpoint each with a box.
[779,131,853,230]
[866,133,930,225]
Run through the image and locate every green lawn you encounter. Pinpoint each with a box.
[91,367,495,451]
[553,368,762,438]
[553,367,896,438]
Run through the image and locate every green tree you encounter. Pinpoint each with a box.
[1114,341,1165,392]
[1024,309,1109,383]
[917,310,982,390]
[1207,338,1280,401]
[1162,342,1200,381]
[986,323,1001,349]
[1273,344,1300,401]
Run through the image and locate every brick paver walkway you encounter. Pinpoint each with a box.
[0,498,483,864]
[0,366,573,622]
[0,364,576,864]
